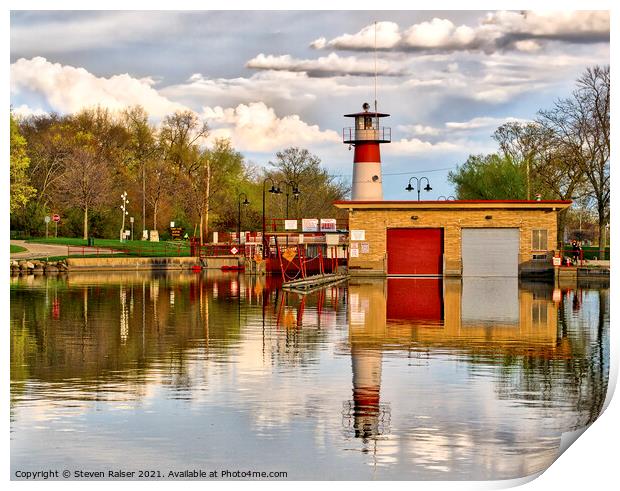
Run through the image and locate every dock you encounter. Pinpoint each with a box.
[282,273,349,292]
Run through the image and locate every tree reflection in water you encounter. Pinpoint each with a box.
[10,272,609,480]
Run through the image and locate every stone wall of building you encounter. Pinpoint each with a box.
[346,207,558,275]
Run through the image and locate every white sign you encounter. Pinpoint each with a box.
[298,234,304,244]
[320,218,337,232]
[350,230,365,241]
[553,256,562,266]
[44,216,51,224]
[326,234,340,245]
[350,248,359,258]
[170,221,175,228]
[149,230,159,242]
[284,220,298,230]
[213,231,218,243]
[142,230,149,240]
[302,218,319,232]
[361,242,370,254]
[230,246,239,255]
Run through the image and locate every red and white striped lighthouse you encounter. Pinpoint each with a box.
[343,103,391,201]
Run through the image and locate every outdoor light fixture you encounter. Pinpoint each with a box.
[485,215,493,220]
[405,176,432,201]
[262,176,280,257]
[238,192,250,245]
[372,175,379,182]
[411,215,419,220]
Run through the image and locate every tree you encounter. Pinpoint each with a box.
[448,153,527,200]
[10,114,36,213]
[59,134,112,239]
[158,110,208,238]
[267,147,349,220]
[537,65,610,255]
[493,122,543,200]
[121,106,158,236]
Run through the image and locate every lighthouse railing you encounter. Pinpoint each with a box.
[342,127,391,143]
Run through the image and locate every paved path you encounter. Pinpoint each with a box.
[10,240,120,260]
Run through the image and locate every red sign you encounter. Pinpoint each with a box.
[52,214,61,222]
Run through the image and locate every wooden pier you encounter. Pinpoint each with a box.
[282,273,349,292]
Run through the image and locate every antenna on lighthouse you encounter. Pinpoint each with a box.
[374,21,378,131]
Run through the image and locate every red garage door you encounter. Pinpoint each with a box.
[387,228,443,275]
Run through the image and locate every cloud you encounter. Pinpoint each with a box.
[386,137,471,155]
[311,21,401,50]
[402,18,477,49]
[397,124,442,136]
[200,102,340,153]
[311,11,609,53]
[11,11,182,54]
[11,104,48,119]
[444,116,528,130]
[246,53,404,77]
[10,57,186,118]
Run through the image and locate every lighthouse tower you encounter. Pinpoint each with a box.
[343,103,391,200]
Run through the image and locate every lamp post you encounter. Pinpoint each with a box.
[120,191,129,242]
[280,180,301,220]
[237,192,250,245]
[262,177,282,258]
[405,177,432,201]
[278,180,300,246]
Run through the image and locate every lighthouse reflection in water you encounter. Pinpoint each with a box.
[10,273,608,479]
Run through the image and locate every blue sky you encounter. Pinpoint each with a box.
[10,10,610,198]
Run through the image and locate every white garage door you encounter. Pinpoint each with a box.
[462,228,519,277]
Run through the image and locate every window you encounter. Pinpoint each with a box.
[532,229,547,251]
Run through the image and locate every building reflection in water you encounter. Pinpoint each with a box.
[345,276,605,473]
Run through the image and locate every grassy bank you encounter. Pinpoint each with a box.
[10,244,27,254]
[27,237,191,257]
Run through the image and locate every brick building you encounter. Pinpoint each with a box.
[333,200,571,277]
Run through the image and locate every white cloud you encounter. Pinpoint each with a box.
[397,124,442,136]
[445,116,528,130]
[10,57,186,118]
[386,138,466,155]
[482,10,609,40]
[513,40,542,53]
[246,53,404,77]
[402,18,477,49]
[200,102,340,153]
[313,21,401,50]
[11,104,48,119]
[311,11,609,53]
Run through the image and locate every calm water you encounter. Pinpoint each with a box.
[10,272,609,480]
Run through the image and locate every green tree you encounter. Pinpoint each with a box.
[10,114,36,213]
[448,153,526,200]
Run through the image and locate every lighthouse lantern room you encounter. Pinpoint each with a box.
[343,102,391,201]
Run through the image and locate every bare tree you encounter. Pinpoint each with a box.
[60,147,112,239]
[537,65,610,255]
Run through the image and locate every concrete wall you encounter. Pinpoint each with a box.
[347,208,558,276]
[67,257,201,271]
